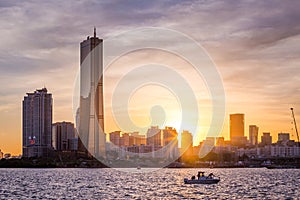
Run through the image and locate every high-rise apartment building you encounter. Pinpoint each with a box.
[146,126,161,147]
[78,28,106,156]
[109,131,121,146]
[163,127,178,146]
[22,88,53,157]
[261,132,272,146]
[162,126,178,159]
[181,130,193,158]
[249,125,259,145]
[52,121,76,151]
[120,133,130,147]
[181,130,193,150]
[129,132,146,146]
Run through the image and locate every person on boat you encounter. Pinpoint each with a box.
[197,171,201,179]
[191,175,195,180]
[207,173,214,179]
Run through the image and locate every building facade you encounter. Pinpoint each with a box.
[181,130,193,158]
[249,125,259,146]
[162,126,178,159]
[181,130,193,150]
[230,113,246,146]
[52,121,76,151]
[261,132,272,146]
[22,88,53,158]
[78,28,106,157]
[146,126,162,147]
[109,131,121,147]
[278,133,290,142]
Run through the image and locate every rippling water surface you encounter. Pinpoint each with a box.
[0,168,299,199]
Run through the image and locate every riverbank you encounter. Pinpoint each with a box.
[1,157,299,169]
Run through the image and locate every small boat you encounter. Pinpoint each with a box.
[184,172,220,184]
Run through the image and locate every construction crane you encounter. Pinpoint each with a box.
[290,108,299,148]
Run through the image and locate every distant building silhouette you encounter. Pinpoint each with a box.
[181,130,193,158]
[199,137,215,158]
[129,132,146,146]
[109,131,121,146]
[261,132,272,146]
[22,88,53,157]
[52,121,76,151]
[121,133,130,147]
[278,133,290,142]
[215,137,225,146]
[162,126,178,159]
[230,113,247,146]
[249,125,259,145]
[181,130,193,150]
[163,127,178,146]
[146,126,162,147]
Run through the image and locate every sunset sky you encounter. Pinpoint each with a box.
[0,0,299,155]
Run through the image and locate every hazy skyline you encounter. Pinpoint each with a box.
[0,0,300,155]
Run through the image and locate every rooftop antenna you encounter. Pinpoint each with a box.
[94,26,96,37]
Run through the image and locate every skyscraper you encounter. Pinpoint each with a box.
[230,113,246,146]
[249,125,259,145]
[22,88,53,157]
[78,28,105,157]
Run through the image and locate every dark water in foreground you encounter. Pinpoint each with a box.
[0,168,299,199]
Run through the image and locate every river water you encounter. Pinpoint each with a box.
[0,168,299,199]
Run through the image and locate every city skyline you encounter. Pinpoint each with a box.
[12,82,299,157]
[1,1,300,155]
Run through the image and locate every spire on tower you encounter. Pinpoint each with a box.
[94,27,96,37]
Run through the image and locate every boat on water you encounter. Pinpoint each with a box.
[184,172,220,184]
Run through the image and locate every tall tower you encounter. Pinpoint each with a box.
[78,28,105,157]
[22,88,53,157]
[230,113,246,146]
